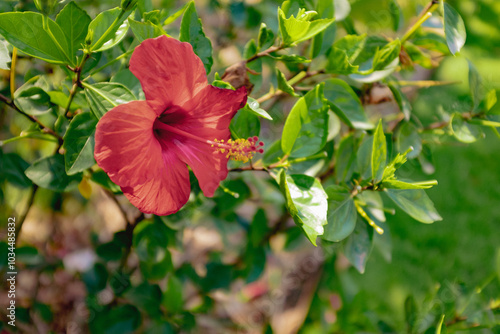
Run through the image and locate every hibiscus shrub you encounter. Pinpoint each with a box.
[1,0,499,333]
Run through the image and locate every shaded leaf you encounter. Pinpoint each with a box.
[451,113,482,143]
[388,82,412,120]
[323,186,357,242]
[372,120,387,182]
[133,219,173,280]
[343,219,373,273]
[396,122,421,159]
[129,18,167,42]
[62,112,98,175]
[385,188,442,224]
[282,83,329,158]
[180,1,213,74]
[0,151,32,188]
[323,78,373,130]
[25,155,82,192]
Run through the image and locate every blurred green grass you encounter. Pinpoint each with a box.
[342,136,500,329]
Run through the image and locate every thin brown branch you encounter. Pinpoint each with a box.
[246,45,283,63]
[0,93,63,144]
[15,184,39,244]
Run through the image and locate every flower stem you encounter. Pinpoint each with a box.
[10,47,17,97]
[401,0,439,43]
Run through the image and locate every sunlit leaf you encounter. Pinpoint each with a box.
[279,171,328,245]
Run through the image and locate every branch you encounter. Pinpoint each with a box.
[65,52,91,117]
[246,45,284,63]
[0,93,63,144]
[15,184,39,244]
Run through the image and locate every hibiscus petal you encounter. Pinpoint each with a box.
[129,36,207,114]
[94,100,191,215]
[174,86,248,197]
[121,140,190,216]
[180,86,248,131]
[95,101,160,187]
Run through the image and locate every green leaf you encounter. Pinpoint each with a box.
[246,97,273,120]
[270,54,310,63]
[90,305,141,334]
[278,7,335,46]
[258,22,275,50]
[483,89,497,113]
[372,120,387,183]
[281,83,329,158]
[25,155,82,192]
[230,107,260,139]
[82,263,108,294]
[405,295,418,333]
[124,282,162,317]
[0,12,70,64]
[62,112,98,175]
[162,276,184,313]
[0,40,11,70]
[335,134,357,183]
[14,84,53,115]
[276,68,299,97]
[396,122,421,159]
[278,171,328,246]
[343,219,373,273]
[164,3,188,25]
[47,91,81,111]
[133,219,173,280]
[87,7,129,52]
[388,82,411,120]
[91,170,121,194]
[323,186,357,242]
[333,34,367,63]
[323,78,373,130]
[129,18,167,42]
[372,39,401,71]
[451,113,482,143]
[0,151,32,188]
[325,47,359,75]
[443,3,466,55]
[83,82,135,119]
[389,0,402,31]
[468,60,483,111]
[382,179,437,190]
[385,188,442,224]
[56,1,91,61]
[404,41,433,69]
[180,1,213,74]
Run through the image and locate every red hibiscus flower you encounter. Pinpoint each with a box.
[94,36,252,215]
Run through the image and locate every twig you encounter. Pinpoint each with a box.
[0,93,63,144]
[246,45,284,63]
[65,52,91,117]
[14,184,39,244]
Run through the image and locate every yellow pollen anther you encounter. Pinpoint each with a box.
[213,136,265,163]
